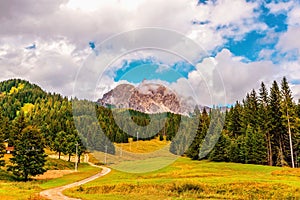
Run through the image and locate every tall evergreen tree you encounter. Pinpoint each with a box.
[0,110,7,167]
[280,77,298,167]
[209,130,230,162]
[258,82,272,165]
[10,111,28,145]
[187,108,209,160]
[269,81,286,166]
[227,101,243,138]
[8,126,47,181]
[244,125,267,164]
[0,119,5,167]
[52,131,68,159]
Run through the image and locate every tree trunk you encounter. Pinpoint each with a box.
[68,154,71,162]
[24,172,28,182]
[287,111,295,168]
[58,151,61,159]
[78,154,81,163]
[267,131,272,166]
[279,138,285,166]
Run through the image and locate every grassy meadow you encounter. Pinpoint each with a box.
[0,155,101,200]
[114,137,170,153]
[64,157,300,200]
[1,141,300,200]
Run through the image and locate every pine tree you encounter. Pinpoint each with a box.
[186,109,208,160]
[0,126,5,168]
[199,109,224,159]
[209,130,230,162]
[244,125,267,164]
[52,131,67,159]
[258,82,272,165]
[227,101,243,138]
[8,126,47,181]
[269,81,286,166]
[243,90,259,129]
[0,110,7,167]
[280,77,298,167]
[10,111,27,146]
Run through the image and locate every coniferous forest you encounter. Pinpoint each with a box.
[192,77,300,168]
[0,77,300,180]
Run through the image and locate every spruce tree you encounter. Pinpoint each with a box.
[52,131,68,159]
[258,82,272,165]
[269,81,286,166]
[186,109,209,160]
[209,130,230,162]
[8,126,47,181]
[10,111,27,146]
[0,126,5,168]
[227,101,243,138]
[244,125,267,164]
[0,111,7,167]
[280,77,298,167]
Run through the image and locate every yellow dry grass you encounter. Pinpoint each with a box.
[33,170,75,180]
[114,137,169,153]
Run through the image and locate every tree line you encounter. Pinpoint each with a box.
[0,77,299,181]
[0,79,85,181]
[188,77,300,167]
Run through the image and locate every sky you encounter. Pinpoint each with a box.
[1,0,300,106]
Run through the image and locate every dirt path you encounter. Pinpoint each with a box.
[40,161,111,200]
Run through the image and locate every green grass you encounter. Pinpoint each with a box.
[91,137,175,170]
[0,161,100,200]
[2,156,300,199]
[40,163,99,189]
[115,137,170,153]
[44,157,75,170]
[65,157,300,200]
[111,156,177,173]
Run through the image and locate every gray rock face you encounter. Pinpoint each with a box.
[98,82,190,114]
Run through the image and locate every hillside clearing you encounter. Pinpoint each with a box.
[65,157,300,200]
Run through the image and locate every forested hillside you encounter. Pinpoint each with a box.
[188,77,300,168]
[0,77,299,180]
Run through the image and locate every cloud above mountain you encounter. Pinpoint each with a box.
[0,0,299,104]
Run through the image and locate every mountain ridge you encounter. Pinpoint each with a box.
[97,81,196,115]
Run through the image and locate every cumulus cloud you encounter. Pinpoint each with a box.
[0,0,299,103]
[266,1,294,14]
[277,26,300,57]
[277,3,300,54]
[169,49,278,106]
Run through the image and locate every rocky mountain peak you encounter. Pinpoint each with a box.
[98,82,190,114]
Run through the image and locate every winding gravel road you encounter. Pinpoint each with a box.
[40,163,111,200]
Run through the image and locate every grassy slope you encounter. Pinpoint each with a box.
[114,137,170,153]
[65,157,300,200]
[0,158,100,200]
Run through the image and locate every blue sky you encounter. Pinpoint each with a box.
[1,0,300,103]
[110,0,298,87]
[114,59,195,83]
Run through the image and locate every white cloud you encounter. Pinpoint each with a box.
[276,4,300,57]
[287,4,300,26]
[1,0,296,103]
[0,37,80,95]
[291,84,300,102]
[169,49,278,106]
[156,64,171,73]
[266,1,294,14]
[278,60,300,101]
[259,49,275,60]
[277,27,300,53]
[281,61,300,82]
